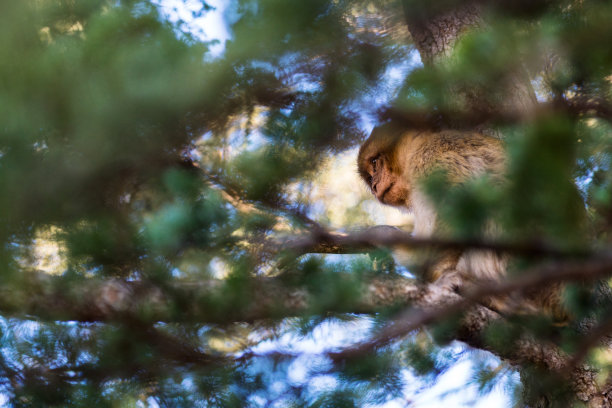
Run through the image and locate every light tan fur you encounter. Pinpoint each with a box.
[358,123,571,321]
[357,124,569,322]
[358,123,506,283]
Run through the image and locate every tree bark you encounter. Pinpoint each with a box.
[401,1,537,127]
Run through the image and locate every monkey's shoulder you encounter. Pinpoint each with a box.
[407,131,505,180]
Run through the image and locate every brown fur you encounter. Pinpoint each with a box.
[358,123,506,282]
[358,123,568,321]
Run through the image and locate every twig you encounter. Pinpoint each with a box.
[202,167,323,230]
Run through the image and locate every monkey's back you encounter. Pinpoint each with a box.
[405,130,506,184]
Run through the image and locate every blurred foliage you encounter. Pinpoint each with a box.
[0,0,611,406]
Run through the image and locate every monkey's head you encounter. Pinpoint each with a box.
[357,123,411,208]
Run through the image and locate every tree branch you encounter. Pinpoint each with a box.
[0,272,420,324]
[380,94,612,130]
[7,226,609,326]
[330,256,612,357]
[9,243,612,403]
[281,225,598,259]
[328,257,612,405]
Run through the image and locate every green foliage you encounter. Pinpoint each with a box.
[505,117,586,243]
[0,0,612,406]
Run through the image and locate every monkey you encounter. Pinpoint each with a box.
[358,122,507,285]
[357,122,575,322]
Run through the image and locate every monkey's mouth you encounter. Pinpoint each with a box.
[379,182,395,202]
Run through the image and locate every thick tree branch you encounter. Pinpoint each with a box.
[1,272,419,324]
[328,257,612,406]
[380,95,612,130]
[331,257,612,358]
[282,225,598,259]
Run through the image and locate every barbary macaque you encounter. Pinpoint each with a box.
[358,122,571,320]
[358,122,506,284]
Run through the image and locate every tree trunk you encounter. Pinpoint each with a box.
[401,1,537,129]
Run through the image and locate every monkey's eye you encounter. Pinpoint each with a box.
[370,156,379,168]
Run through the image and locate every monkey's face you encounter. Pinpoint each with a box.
[358,130,411,208]
[359,152,410,207]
